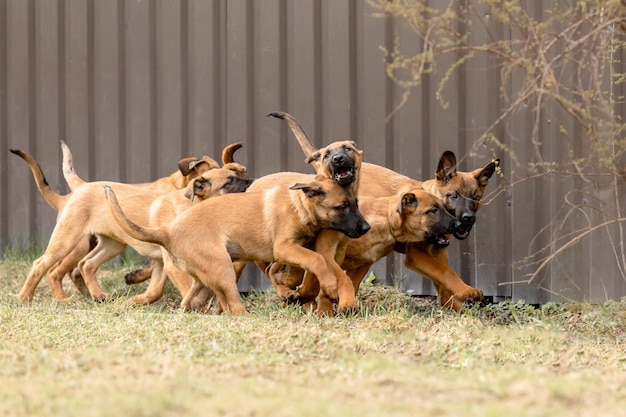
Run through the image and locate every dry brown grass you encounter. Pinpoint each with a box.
[1,257,625,417]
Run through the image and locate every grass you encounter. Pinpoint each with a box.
[1,255,625,417]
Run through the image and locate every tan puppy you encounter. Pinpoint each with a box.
[11,144,228,301]
[9,149,92,300]
[124,143,248,286]
[16,146,250,303]
[127,165,252,306]
[252,112,365,312]
[357,154,498,309]
[61,141,245,300]
[103,172,370,315]
[270,188,455,308]
[276,112,499,310]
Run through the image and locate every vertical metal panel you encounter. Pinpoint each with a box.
[283,0,321,173]
[2,1,625,305]
[6,0,36,242]
[0,0,6,245]
[93,0,122,181]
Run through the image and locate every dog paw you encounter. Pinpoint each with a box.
[127,295,149,306]
[337,300,359,314]
[320,285,339,304]
[92,292,111,303]
[457,287,484,303]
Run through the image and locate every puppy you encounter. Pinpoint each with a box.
[103,172,370,315]
[16,155,251,304]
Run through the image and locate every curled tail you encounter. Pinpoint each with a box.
[61,140,86,191]
[267,111,317,161]
[103,186,169,247]
[10,149,69,212]
[221,142,243,165]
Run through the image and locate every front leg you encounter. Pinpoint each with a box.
[273,241,338,303]
[265,263,300,302]
[403,242,483,310]
[300,230,356,311]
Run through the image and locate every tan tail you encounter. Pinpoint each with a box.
[267,111,317,161]
[10,149,69,212]
[222,143,243,165]
[61,140,86,191]
[103,186,169,247]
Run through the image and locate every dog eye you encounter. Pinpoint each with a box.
[323,151,330,159]
[447,192,458,200]
[427,206,439,214]
[335,202,349,210]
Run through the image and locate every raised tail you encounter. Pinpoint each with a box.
[61,140,86,191]
[10,149,69,212]
[267,111,317,161]
[221,142,243,165]
[103,186,169,247]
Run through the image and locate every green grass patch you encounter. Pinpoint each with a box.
[1,257,625,417]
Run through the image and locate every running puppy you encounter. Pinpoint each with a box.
[104,172,370,315]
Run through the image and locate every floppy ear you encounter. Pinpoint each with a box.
[397,193,418,215]
[435,151,457,183]
[474,158,500,187]
[305,150,321,164]
[184,177,211,202]
[290,182,326,198]
[178,157,200,176]
[350,141,364,157]
[178,156,220,176]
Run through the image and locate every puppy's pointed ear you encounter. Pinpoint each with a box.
[435,151,457,183]
[473,158,500,187]
[305,150,321,164]
[290,182,326,198]
[397,193,418,215]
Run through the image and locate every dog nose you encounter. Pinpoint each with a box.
[359,220,371,235]
[462,213,475,224]
[332,154,346,164]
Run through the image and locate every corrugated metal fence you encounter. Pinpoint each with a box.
[1,1,625,304]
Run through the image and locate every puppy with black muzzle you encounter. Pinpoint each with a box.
[104,172,370,315]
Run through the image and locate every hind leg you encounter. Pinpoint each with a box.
[124,263,154,285]
[189,253,248,316]
[162,251,212,312]
[18,228,88,302]
[68,235,98,296]
[46,237,94,300]
[127,261,166,305]
[77,236,125,301]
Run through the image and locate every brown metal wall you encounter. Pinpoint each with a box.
[1,1,624,304]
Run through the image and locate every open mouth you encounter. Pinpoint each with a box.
[426,233,450,248]
[435,235,450,248]
[332,167,355,186]
[452,226,471,240]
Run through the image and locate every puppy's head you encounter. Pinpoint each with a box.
[391,189,455,248]
[184,167,253,202]
[289,175,370,239]
[307,141,362,188]
[430,151,500,240]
